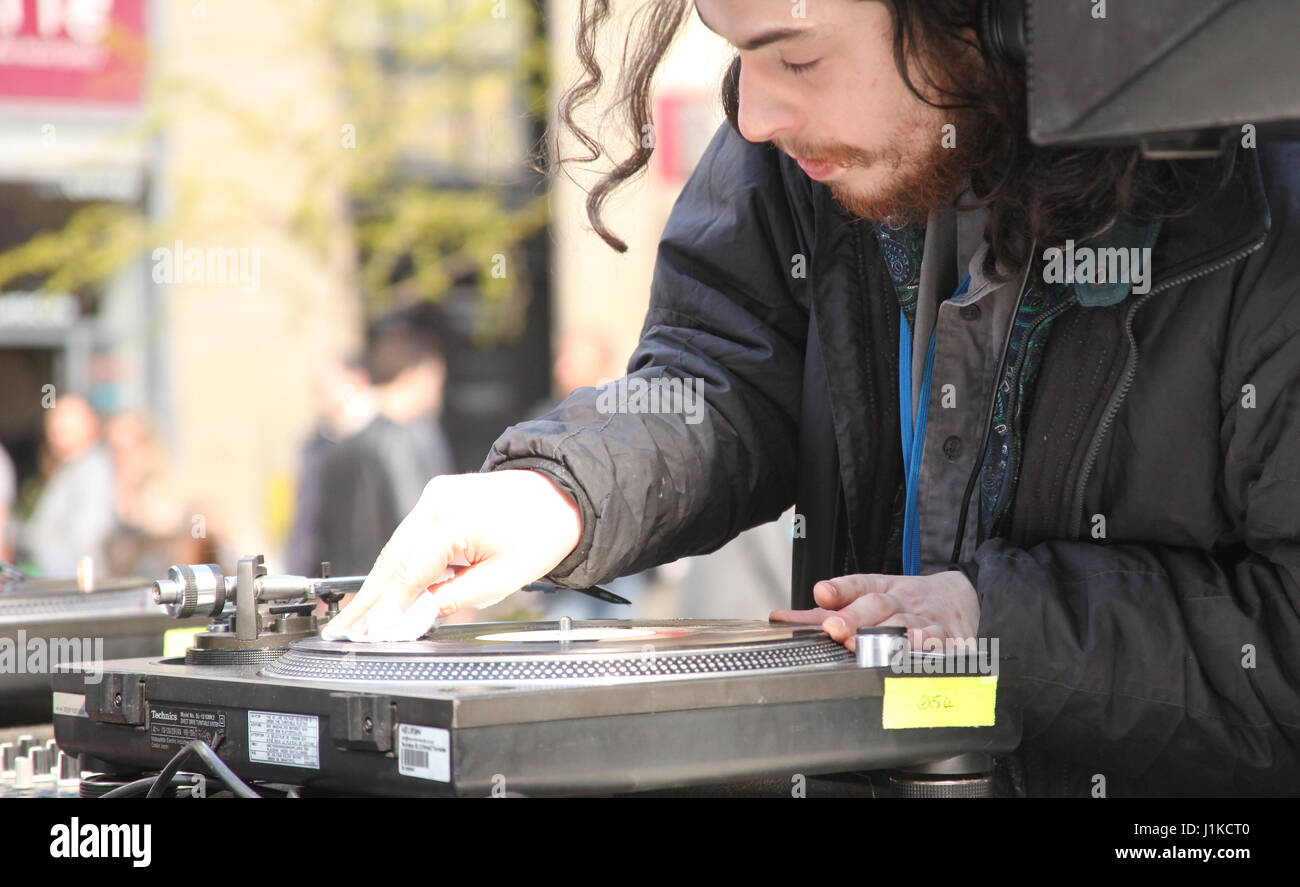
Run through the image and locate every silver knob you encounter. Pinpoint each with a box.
[0,742,15,774]
[855,626,907,668]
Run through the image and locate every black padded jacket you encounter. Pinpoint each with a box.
[485,124,1300,796]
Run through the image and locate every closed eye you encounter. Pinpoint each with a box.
[780,58,821,76]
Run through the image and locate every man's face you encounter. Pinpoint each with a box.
[695,0,981,222]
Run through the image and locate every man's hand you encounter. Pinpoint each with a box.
[770,571,979,652]
[323,470,582,641]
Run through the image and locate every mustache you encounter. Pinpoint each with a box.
[774,139,891,169]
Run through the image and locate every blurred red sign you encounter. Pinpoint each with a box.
[0,0,147,105]
[652,92,717,183]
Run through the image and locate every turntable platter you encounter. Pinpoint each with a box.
[262,619,854,684]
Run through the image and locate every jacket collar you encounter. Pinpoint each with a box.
[1148,145,1271,293]
[1067,146,1272,305]
[854,146,1273,308]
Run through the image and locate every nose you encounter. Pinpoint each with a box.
[735,59,801,146]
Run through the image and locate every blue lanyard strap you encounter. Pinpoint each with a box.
[898,317,936,576]
[898,275,970,576]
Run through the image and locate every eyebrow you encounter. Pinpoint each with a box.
[695,9,818,51]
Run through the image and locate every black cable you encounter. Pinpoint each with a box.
[143,739,261,799]
[948,241,1037,567]
[99,773,196,798]
[100,776,158,798]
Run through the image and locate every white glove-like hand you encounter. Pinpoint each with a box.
[321,470,583,643]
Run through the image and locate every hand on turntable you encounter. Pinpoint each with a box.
[769,571,979,652]
[322,471,583,642]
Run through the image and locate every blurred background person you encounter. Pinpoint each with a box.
[553,327,614,405]
[314,302,455,577]
[20,395,116,577]
[103,411,221,578]
[286,355,373,577]
[527,326,617,420]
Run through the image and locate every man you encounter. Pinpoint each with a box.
[314,303,455,577]
[329,1,1299,795]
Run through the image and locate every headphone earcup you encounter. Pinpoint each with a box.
[979,0,1027,65]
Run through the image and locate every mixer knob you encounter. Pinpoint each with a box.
[12,755,33,790]
[57,751,81,786]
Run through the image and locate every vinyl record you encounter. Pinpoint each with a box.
[263,619,854,684]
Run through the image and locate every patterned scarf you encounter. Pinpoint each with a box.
[873,218,925,330]
[975,280,1073,537]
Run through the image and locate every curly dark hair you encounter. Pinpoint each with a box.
[550,0,1233,282]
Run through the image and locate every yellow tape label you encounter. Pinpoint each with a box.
[882,675,998,729]
[163,627,204,658]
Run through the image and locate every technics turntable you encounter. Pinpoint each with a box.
[52,556,1020,797]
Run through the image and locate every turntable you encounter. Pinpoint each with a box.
[52,556,1020,797]
[1,572,206,726]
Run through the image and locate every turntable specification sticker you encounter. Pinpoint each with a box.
[397,724,450,782]
[52,692,87,719]
[248,710,320,769]
[149,705,227,751]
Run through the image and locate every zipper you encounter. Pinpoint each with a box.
[986,293,1079,537]
[1066,232,1269,539]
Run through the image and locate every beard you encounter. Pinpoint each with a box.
[832,114,982,222]
[779,105,986,223]
[775,38,997,224]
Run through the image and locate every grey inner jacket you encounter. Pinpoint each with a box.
[484,123,1300,797]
